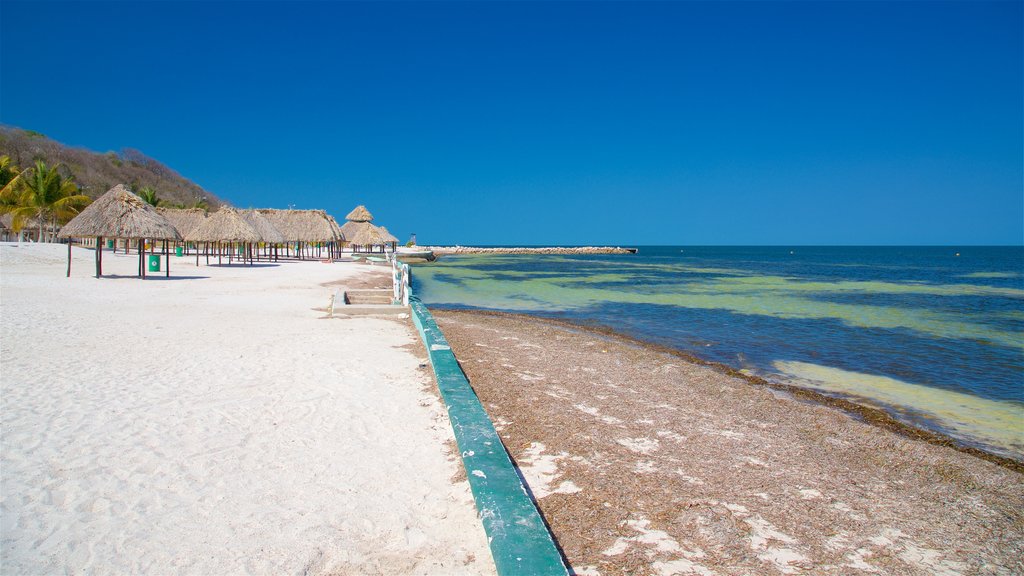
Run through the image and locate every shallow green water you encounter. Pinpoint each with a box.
[415,246,1024,458]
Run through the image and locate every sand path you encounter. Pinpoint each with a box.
[0,243,494,575]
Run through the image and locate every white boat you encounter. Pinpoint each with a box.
[395,246,435,261]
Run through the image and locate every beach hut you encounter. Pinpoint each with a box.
[257,209,342,260]
[326,214,345,252]
[0,214,12,241]
[58,184,182,278]
[346,205,373,223]
[345,223,386,249]
[1,213,49,242]
[156,208,208,253]
[378,226,399,251]
[185,207,261,266]
[340,205,394,253]
[240,209,284,261]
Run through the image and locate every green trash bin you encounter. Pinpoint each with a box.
[175,246,183,257]
[148,254,161,272]
[106,239,114,249]
[238,246,245,256]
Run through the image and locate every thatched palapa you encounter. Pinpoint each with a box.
[59,185,180,241]
[378,226,398,244]
[344,221,386,247]
[340,205,396,252]
[345,205,373,222]
[185,207,260,243]
[240,209,284,244]
[156,207,208,239]
[58,184,181,278]
[257,209,341,243]
[325,214,344,242]
[185,207,262,266]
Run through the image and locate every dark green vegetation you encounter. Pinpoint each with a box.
[1,158,91,242]
[0,126,223,209]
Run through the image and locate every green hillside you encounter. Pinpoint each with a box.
[0,126,226,208]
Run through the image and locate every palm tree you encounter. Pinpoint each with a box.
[0,155,26,240]
[12,160,90,242]
[0,155,18,188]
[139,186,162,207]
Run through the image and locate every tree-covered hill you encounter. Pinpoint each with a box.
[0,126,226,208]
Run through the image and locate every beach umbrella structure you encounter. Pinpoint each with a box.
[240,209,285,261]
[257,209,343,260]
[156,208,208,254]
[378,226,399,251]
[340,205,395,253]
[0,214,12,241]
[345,222,386,249]
[58,184,182,278]
[184,207,261,266]
[1,213,52,242]
[326,214,345,252]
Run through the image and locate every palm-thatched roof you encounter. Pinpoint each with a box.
[156,207,208,238]
[345,205,373,222]
[339,219,366,243]
[185,207,260,243]
[325,214,344,242]
[344,221,394,246]
[2,213,56,234]
[377,226,399,243]
[240,209,284,243]
[257,209,341,242]
[58,184,181,240]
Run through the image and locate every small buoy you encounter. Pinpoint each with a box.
[789,250,794,255]
[955,252,960,257]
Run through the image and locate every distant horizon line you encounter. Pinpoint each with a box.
[423,244,1024,248]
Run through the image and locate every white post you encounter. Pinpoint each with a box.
[402,264,411,306]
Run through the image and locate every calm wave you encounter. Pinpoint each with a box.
[413,246,1024,458]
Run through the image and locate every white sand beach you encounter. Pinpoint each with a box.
[0,243,494,575]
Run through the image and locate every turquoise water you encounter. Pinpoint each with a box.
[414,246,1024,458]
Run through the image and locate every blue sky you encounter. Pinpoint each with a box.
[1,1,1021,245]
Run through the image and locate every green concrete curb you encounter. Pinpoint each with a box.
[408,294,569,576]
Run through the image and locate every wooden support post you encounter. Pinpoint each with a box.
[165,240,170,277]
[66,240,72,277]
[139,239,146,278]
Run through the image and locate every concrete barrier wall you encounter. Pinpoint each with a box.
[408,295,568,575]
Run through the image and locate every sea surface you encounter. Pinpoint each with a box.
[413,246,1024,459]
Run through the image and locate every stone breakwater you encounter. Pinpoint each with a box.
[424,246,637,255]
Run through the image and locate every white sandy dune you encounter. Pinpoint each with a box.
[0,243,494,575]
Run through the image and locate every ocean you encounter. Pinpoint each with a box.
[412,246,1024,459]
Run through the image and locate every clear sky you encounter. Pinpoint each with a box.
[1,1,1021,245]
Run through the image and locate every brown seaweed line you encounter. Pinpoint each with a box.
[440,308,1024,474]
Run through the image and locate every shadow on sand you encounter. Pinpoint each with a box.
[99,274,211,281]
[204,263,282,269]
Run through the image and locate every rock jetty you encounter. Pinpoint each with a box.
[424,246,637,255]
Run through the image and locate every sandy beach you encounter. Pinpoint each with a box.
[0,243,494,575]
[436,309,1024,576]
